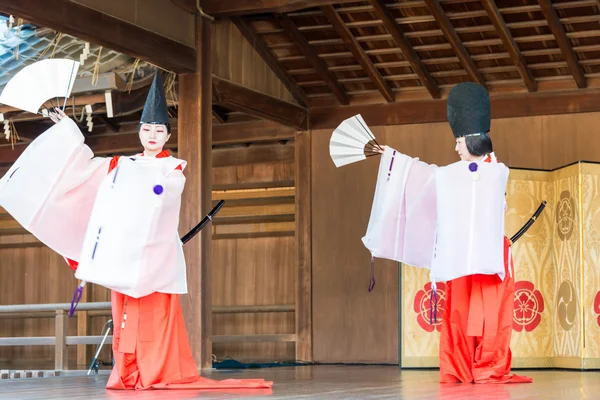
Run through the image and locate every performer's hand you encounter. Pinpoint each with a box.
[48,108,68,124]
[377,145,388,154]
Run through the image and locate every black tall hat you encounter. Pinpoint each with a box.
[446,82,490,138]
[140,72,169,126]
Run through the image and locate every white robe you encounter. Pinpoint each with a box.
[0,117,188,298]
[362,146,509,283]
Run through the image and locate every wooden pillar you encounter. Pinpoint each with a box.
[295,130,313,361]
[178,13,213,370]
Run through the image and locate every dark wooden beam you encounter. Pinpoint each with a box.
[310,88,600,129]
[213,120,296,145]
[212,108,227,124]
[177,14,213,370]
[423,0,485,86]
[96,115,119,133]
[171,0,197,13]
[277,14,349,105]
[212,76,308,130]
[232,17,310,107]
[368,0,440,99]
[8,116,292,163]
[0,0,196,73]
[321,5,394,103]
[480,0,536,92]
[202,0,357,16]
[0,131,178,165]
[537,0,586,88]
[212,143,294,167]
[111,88,152,117]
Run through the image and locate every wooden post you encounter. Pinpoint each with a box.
[76,285,92,366]
[295,130,312,361]
[55,310,69,371]
[178,13,213,370]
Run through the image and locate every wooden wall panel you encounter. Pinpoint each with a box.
[213,162,295,186]
[211,160,296,362]
[69,0,195,47]
[212,237,296,362]
[311,110,600,363]
[212,19,296,104]
[311,130,399,364]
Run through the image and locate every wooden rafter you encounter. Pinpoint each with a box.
[212,76,308,130]
[310,88,600,129]
[0,0,195,73]
[423,0,485,86]
[480,0,537,92]
[321,5,394,103]
[368,0,440,99]
[202,0,358,16]
[232,17,310,107]
[537,0,586,88]
[277,14,349,105]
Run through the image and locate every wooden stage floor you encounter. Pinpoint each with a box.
[0,365,598,399]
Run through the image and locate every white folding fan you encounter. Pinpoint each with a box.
[0,58,80,114]
[329,114,383,167]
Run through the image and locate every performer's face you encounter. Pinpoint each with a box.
[139,123,170,152]
[454,137,476,161]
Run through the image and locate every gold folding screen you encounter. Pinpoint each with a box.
[400,162,600,369]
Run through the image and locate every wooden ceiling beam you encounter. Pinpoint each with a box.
[171,0,197,14]
[0,131,178,166]
[537,0,586,88]
[0,0,195,73]
[321,5,394,103]
[232,17,310,107]
[481,0,537,92]
[4,117,294,165]
[310,88,600,129]
[201,0,358,16]
[212,76,308,130]
[423,0,485,86]
[276,14,349,105]
[368,0,440,99]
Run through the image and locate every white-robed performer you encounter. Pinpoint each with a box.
[333,82,534,384]
[0,63,272,391]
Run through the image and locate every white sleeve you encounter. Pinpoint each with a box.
[0,118,110,260]
[362,147,438,268]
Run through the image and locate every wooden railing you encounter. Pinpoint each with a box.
[0,302,295,370]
